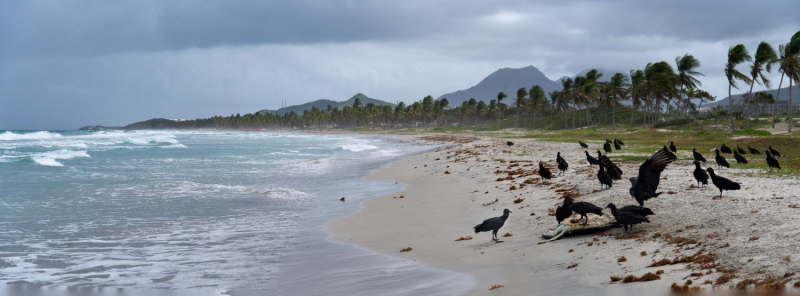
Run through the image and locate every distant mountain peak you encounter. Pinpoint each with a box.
[257,93,394,115]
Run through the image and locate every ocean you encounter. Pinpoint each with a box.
[0,130,474,296]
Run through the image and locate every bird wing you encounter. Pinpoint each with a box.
[635,149,676,195]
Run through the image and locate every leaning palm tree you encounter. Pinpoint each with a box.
[675,54,704,117]
[608,73,629,130]
[496,92,507,120]
[561,78,575,128]
[743,42,778,129]
[724,44,753,131]
[772,44,787,129]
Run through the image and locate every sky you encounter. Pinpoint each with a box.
[1,0,799,129]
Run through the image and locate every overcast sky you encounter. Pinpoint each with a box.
[1,0,799,129]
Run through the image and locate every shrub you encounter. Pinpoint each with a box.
[732,129,771,136]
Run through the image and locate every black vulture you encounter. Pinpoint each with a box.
[615,138,626,145]
[748,146,762,155]
[507,141,514,147]
[568,201,604,226]
[606,138,613,144]
[603,142,612,153]
[692,148,707,162]
[579,141,589,148]
[601,158,623,181]
[669,141,677,153]
[736,146,747,154]
[619,205,655,217]
[557,157,569,176]
[733,150,748,164]
[769,146,781,158]
[606,203,650,233]
[714,149,730,169]
[766,151,781,172]
[629,148,676,206]
[706,168,741,198]
[585,151,599,166]
[597,163,613,190]
[473,208,512,243]
[538,161,552,183]
[556,152,566,165]
[693,160,709,187]
[555,196,574,224]
[614,142,622,150]
[720,144,732,154]
[597,150,606,161]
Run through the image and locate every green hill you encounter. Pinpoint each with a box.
[257,93,395,115]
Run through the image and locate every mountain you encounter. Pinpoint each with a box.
[257,93,394,115]
[436,66,623,105]
[704,86,800,108]
[436,66,560,105]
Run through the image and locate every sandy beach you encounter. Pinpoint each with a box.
[329,135,800,294]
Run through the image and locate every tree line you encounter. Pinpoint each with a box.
[159,30,800,131]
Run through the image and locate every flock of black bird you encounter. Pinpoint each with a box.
[474,139,785,241]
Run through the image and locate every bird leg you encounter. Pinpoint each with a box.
[582,214,589,226]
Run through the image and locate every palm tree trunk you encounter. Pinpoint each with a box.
[774,73,785,129]
[572,106,575,129]
[612,99,616,130]
[745,79,756,129]
[515,104,519,130]
[564,108,568,129]
[789,79,794,133]
[729,83,735,132]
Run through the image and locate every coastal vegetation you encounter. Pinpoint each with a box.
[108,30,800,134]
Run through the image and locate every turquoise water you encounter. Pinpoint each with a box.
[0,130,476,295]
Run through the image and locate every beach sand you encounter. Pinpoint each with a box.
[329,135,800,294]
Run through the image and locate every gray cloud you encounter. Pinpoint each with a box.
[1,0,798,129]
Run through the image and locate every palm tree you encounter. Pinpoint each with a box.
[496,92,507,120]
[781,31,800,132]
[608,73,629,130]
[561,78,574,128]
[550,90,568,129]
[675,54,704,117]
[629,69,644,127]
[528,85,545,126]
[773,44,787,129]
[643,62,677,127]
[439,98,450,126]
[514,87,527,129]
[724,44,753,131]
[743,42,778,129]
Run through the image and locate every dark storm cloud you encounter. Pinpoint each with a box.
[1,0,798,129]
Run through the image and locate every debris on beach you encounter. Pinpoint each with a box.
[400,247,413,252]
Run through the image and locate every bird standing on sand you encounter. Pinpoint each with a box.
[736,146,747,154]
[538,161,552,184]
[606,203,650,233]
[568,201,604,226]
[597,163,613,190]
[556,152,569,176]
[714,149,730,169]
[720,144,732,154]
[603,142,612,153]
[473,209,511,243]
[669,141,677,153]
[748,147,762,155]
[692,148,706,162]
[579,141,589,148]
[766,151,781,172]
[507,141,514,147]
[629,148,676,206]
[733,150,748,164]
[585,151,599,166]
[769,146,781,158]
[555,196,574,224]
[693,160,709,187]
[614,141,622,151]
[706,168,741,198]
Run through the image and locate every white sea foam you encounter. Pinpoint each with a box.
[30,150,90,167]
[339,139,379,152]
[0,131,63,141]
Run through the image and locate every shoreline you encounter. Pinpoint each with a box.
[329,135,800,294]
